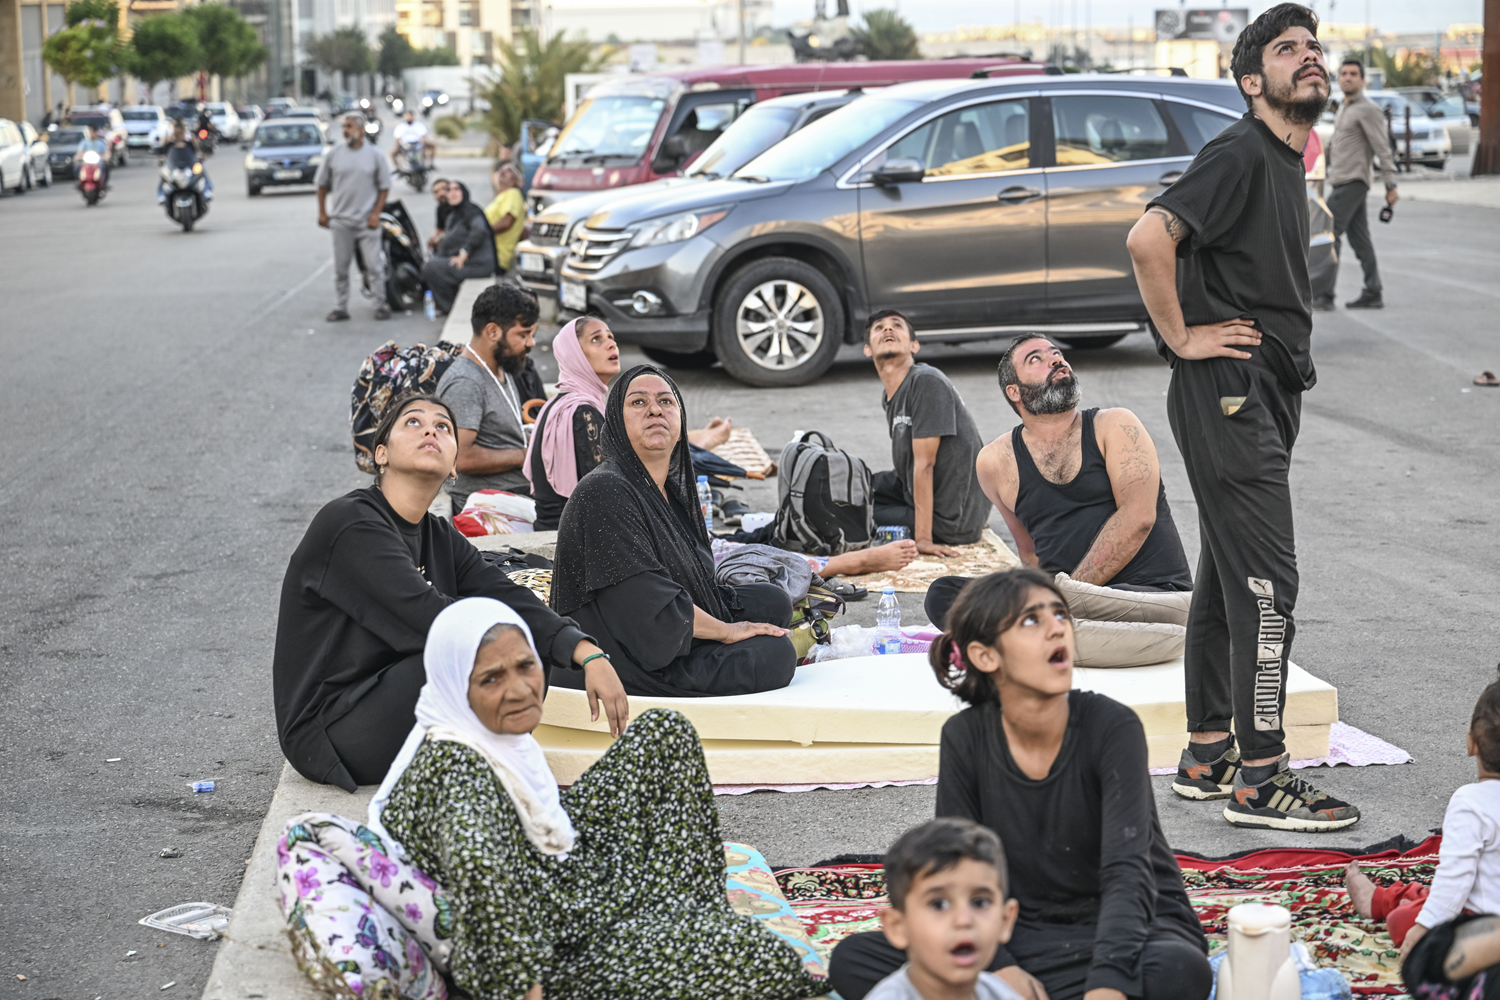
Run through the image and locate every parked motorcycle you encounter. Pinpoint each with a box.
[75,149,106,205]
[357,199,426,311]
[160,152,210,232]
[396,139,428,192]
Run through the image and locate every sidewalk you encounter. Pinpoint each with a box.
[1394,172,1500,210]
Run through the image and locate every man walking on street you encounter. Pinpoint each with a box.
[1318,58,1399,311]
[1126,3,1360,832]
[316,112,392,322]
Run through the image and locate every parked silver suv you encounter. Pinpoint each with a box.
[558,74,1329,387]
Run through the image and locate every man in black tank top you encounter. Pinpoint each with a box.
[925,337,1194,670]
[1126,4,1359,833]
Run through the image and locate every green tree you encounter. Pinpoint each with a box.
[125,12,202,93]
[377,25,414,85]
[42,0,122,93]
[412,45,459,66]
[478,28,600,145]
[850,9,919,61]
[1369,46,1440,88]
[305,26,373,91]
[184,3,266,86]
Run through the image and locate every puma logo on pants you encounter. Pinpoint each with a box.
[1249,576,1284,731]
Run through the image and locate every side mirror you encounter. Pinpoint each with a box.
[872,157,925,186]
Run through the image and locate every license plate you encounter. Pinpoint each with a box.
[560,280,587,312]
[518,252,546,274]
[273,169,301,180]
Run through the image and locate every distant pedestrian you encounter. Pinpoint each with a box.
[1126,3,1360,832]
[1321,58,1398,310]
[315,112,392,322]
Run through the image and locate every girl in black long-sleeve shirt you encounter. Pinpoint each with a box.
[829,569,1211,1000]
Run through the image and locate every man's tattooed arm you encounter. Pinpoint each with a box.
[1145,206,1188,243]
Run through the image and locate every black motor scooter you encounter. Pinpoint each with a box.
[357,199,426,311]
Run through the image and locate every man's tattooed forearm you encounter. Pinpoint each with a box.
[1146,206,1188,242]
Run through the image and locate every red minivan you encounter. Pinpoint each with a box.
[528,59,1054,211]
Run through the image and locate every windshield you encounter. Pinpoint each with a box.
[551,95,666,161]
[123,110,158,121]
[255,123,323,147]
[1428,94,1466,118]
[53,129,84,145]
[688,105,799,178]
[68,116,108,128]
[735,96,923,183]
[1369,93,1413,114]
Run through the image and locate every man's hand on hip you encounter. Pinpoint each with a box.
[1166,319,1261,361]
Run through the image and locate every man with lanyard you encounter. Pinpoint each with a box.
[315,112,392,322]
[1126,2,1360,832]
[390,109,433,169]
[1318,57,1399,311]
[436,284,541,513]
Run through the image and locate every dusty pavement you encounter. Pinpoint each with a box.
[1,155,1497,997]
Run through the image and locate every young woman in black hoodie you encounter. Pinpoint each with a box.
[830,569,1211,1000]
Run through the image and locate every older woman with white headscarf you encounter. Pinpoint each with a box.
[371,597,828,1000]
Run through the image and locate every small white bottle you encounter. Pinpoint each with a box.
[874,586,902,654]
[423,289,436,321]
[696,475,713,534]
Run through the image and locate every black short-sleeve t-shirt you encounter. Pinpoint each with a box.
[1147,113,1315,391]
[882,362,992,544]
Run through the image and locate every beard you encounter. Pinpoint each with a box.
[494,339,529,377]
[1262,66,1330,127]
[1017,370,1081,416]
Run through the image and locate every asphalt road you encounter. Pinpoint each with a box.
[1,153,1497,997]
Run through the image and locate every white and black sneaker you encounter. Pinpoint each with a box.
[1222,754,1360,832]
[1171,740,1241,800]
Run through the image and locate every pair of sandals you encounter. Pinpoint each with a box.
[1475,372,1499,387]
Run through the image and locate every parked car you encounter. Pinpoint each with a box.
[265,97,298,116]
[19,120,51,187]
[236,105,264,142]
[206,102,243,142]
[122,105,173,151]
[0,118,29,192]
[517,89,864,298]
[557,75,1335,386]
[1363,91,1451,168]
[1393,87,1472,156]
[280,107,329,123]
[529,58,1054,213]
[244,118,328,195]
[62,106,128,165]
[46,126,86,179]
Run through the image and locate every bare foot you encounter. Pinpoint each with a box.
[825,540,918,577]
[1345,861,1376,919]
[688,417,733,450]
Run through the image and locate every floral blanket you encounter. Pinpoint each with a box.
[773,837,1444,999]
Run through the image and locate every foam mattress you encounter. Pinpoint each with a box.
[541,654,1338,745]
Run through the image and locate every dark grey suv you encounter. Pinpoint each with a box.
[559,74,1330,387]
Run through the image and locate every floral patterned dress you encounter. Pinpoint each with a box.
[380,708,829,1000]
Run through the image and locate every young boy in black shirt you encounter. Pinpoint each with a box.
[1126,2,1360,832]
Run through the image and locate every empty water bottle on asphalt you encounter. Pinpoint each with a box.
[697,475,714,533]
[874,587,902,654]
[423,290,436,321]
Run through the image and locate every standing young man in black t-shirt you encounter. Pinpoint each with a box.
[864,310,992,554]
[1126,2,1359,832]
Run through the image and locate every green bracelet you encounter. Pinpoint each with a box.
[580,652,610,669]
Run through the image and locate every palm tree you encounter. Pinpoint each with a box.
[851,9,919,61]
[479,29,600,145]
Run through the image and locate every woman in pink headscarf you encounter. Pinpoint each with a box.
[524,317,619,530]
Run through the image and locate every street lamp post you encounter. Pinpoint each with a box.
[1475,0,1500,174]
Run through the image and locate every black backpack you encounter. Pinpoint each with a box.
[350,340,465,474]
[772,431,875,556]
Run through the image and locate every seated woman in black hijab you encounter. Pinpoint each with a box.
[273,392,628,792]
[420,181,498,315]
[550,365,798,698]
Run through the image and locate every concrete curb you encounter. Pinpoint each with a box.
[201,764,375,1000]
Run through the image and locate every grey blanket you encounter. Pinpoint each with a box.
[714,545,814,602]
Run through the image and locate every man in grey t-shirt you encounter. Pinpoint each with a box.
[315,112,393,322]
[436,284,541,512]
[864,309,991,551]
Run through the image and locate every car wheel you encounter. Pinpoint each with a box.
[20,165,30,192]
[1056,334,1127,350]
[248,183,261,196]
[712,257,844,387]
[643,346,718,369]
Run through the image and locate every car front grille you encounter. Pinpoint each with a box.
[566,227,632,272]
[531,221,568,245]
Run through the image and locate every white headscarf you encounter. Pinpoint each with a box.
[369,597,577,860]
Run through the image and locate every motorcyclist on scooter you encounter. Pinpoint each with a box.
[77,126,111,186]
[155,120,214,204]
[390,110,432,170]
[194,106,219,149]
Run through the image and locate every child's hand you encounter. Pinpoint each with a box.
[996,966,1051,1000]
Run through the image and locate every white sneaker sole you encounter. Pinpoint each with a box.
[1171,780,1233,801]
[1222,807,1360,832]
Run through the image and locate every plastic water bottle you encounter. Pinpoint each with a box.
[423,289,436,320]
[874,587,902,655]
[696,475,713,534]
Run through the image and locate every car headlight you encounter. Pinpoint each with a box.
[247,156,269,169]
[631,208,730,248]
[308,154,323,165]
